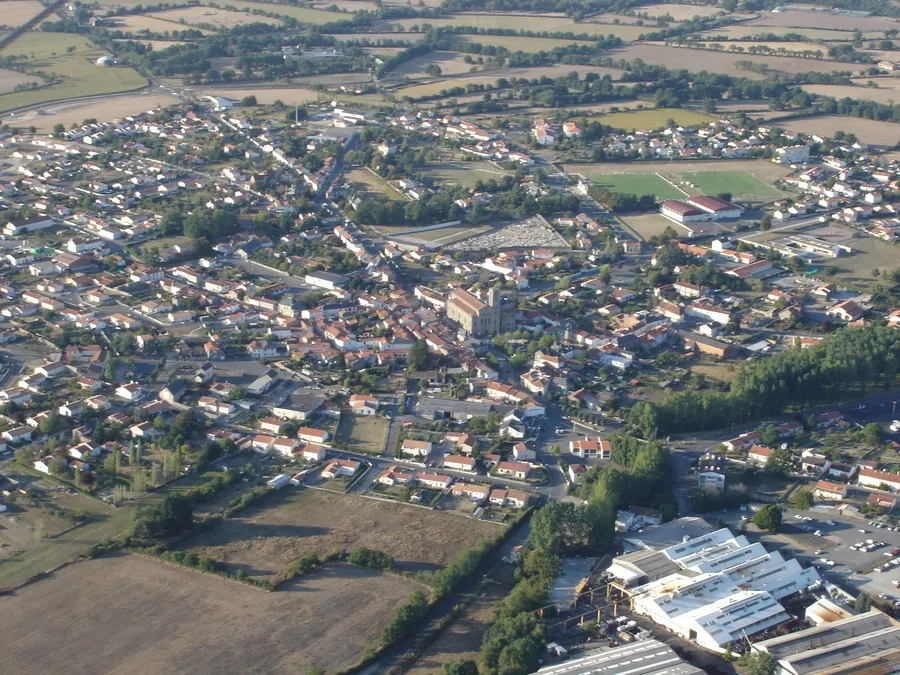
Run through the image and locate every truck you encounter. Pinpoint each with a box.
[890,420,900,432]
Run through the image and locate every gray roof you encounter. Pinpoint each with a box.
[613,549,681,582]
[276,391,324,413]
[624,517,715,552]
[536,639,704,675]
[416,397,493,418]
[306,270,346,283]
[755,610,895,661]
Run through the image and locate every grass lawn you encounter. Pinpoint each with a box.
[678,170,783,199]
[592,173,685,200]
[595,107,716,131]
[0,33,146,112]
[334,413,389,455]
[346,167,405,201]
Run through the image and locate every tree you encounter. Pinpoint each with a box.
[407,339,429,372]
[861,422,882,448]
[627,401,657,440]
[497,636,540,675]
[753,504,782,532]
[791,489,814,510]
[444,660,478,675]
[745,651,777,675]
[530,501,590,554]
[854,591,872,612]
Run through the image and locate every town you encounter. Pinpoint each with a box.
[0,0,899,674]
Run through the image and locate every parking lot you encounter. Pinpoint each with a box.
[714,506,900,604]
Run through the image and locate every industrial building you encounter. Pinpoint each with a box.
[660,196,745,225]
[752,609,900,674]
[607,528,821,653]
[536,638,703,675]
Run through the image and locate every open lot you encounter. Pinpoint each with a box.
[595,107,716,131]
[0,552,415,674]
[774,115,900,147]
[621,213,684,240]
[334,412,390,454]
[608,43,861,79]
[0,32,146,112]
[196,86,319,105]
[0,0,45,27]
[181,487,500,580]
[347,166,405,200]
[148,7,282,28]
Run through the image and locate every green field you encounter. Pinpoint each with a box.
[592,173,685,200]
[595,107,717,131]
[0,33,146,112]
[334,413,388,455]
[680,170,783,199]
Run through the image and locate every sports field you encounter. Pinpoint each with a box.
[679,170,783,199]
[593,174,685,200]
[595,107,716,131]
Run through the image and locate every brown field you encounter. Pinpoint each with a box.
[428,160,510,188]
[14,93,179,131]
[181,488,501,581]
[313,0,379,10]
[0,0,44,27]
[408,583,506,673]
[632,3,730,19]
[113,38,189,51]
[774,115,900,146]
[149,6,283,29]
[697,25,858,41]
[0,553,416,674]
[385,14,649,38]
[389,50,478,78]
[0,67,40,94]
[747,9,897,32]
[697,39,832,54]
[691,362,739,382]
[612,44,861,78]
[332,31,425,43]
[459,34,595,53]
[197,86,320,105]
[110,13,216,34]
[620,213,683,241]
[803,78,900,103]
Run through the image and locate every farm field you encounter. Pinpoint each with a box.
[428,160,509,188]
[205,0,347,23]
[593,173,685,200]
[746,9,895,32]
[697,25,860,41]
[195,86,319,105]
[313,0,378,10]
[334,412,390,454]
[0,0,44,26]
[0,553,416,674]
[14,92,179,131]
[385,14,649,38]
[389,50,477,78]
[595,107,716,130]
[802,81,900,105]
[459,34,594,53]
[0,67,40,95]
[332,31,425,43]
[774,115,900,147]
[181,488,501,580]
[393,75,500,99]
[621,213,685,240]
[109,13,216,34]
[633,3,733,19]
[148,7,282,28]
[695,39,833,54]
[113,38,189,51]
[607,44,861,78]
[0,33,146,112]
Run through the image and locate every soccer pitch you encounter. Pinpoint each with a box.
[678,170,783,199]
[592,174,685,200]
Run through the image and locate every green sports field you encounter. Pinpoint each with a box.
[679,170,783,199]
[592,173,685,200]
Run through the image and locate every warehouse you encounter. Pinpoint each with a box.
[660,199,709,224]
[614,528,820,653]
[686,195,745,220]
[536,638,703,675]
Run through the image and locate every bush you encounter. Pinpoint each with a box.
[347,547,394,571]
[382,590,430,646]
